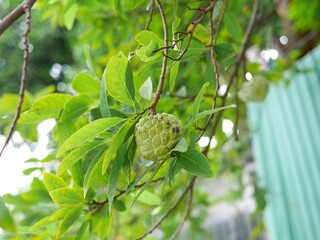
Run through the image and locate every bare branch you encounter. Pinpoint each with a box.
[0,0,36,37]
[150,0,169,115]
[135,176,196,240]
[0,5,32,157]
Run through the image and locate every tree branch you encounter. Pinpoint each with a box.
[135,176,196,240]
[0,5,32,157]
[168,182,194,240]
[150,0,169,115]
[202,0,260,155]
[196,8,220,141]
[163,1,218,62]
[0,0,36,37]
[89,177,165,215]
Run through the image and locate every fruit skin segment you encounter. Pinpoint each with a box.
[135,113,183,161]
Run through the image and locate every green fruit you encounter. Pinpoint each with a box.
[238,76,269,102]
[135,113,183,161]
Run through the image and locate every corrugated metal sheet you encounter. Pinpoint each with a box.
[248,46,320,240]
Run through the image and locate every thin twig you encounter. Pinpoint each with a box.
[203,0,260,155]
[233,67,240,140]
[145,0,155,31]
[0,0,36,36]
[135,177,196,240]
[0,5,31,157]
[89,177,165,215]
[196,8,220,141]
[168,182,194,240]
[150,0,169,115]
[164,1,218,62]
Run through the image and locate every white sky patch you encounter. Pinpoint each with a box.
[209,137,217,148]
[222,119,234,135]
[198,136,210,147]
[279,35,288,45]
[218,84,228,96]
[198,136,217,149]
[245,72,253,81]
[260,49,279,61]
[0,119,55,195]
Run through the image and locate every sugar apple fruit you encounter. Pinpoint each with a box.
[135,113,183,161]
[238,76,269,102]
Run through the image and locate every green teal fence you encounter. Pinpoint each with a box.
[248,46,320,240]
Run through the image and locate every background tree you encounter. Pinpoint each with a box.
[0,0,319,239]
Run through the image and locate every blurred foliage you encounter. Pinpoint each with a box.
[288,0,320,31]
[0,0,74,94]
[0,0,318,239]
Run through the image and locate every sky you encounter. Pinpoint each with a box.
[0,119,55,195]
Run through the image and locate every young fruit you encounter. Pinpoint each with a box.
[135,113,183,161]
[238,76,269,102]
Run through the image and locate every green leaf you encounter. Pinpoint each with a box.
[107,144,127,213]
[167,158,181,186]
[102,118,137,174]
[169,61,180,92]
[57,122,76,146]
[129,0,146,9]
[191,82,209,121]
[0,93,32,115]
[123,136,136,175]
[83,148,106,196]
[135,30,163,47]
[34,84,56,99]
[224,12,243,42]
[20,94,72,123]
[56,205,83,239]
[49,187,84,204]
[172,18,181,37]
[113,200,126,211]
[145,40,159,57]
[126,162,158,194]
[0,196,16,233]
[191,23,210,43]
[31,216,53,230]
[50,205,78,221]
[136,190,161,205]
[139,77,153,100]
[84,45,101,77]
[171,137,188,153]
[57,142,105,175]
[59,95,91,123]
[57,117,124,157]
[136,47,162,62]
[131,162,163,206]
[72,72,100,97]
[43,172,68,192]
[213,43,235,62]
[104,52,135,106]
[63,3,78,30]
[75,221,89,240]
[100,69,111,118]
[195,104,236,120]
[177,148,212,177]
